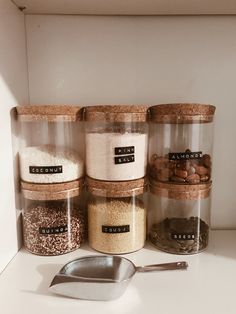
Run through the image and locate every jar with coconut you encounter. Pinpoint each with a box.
[16,105,84,184]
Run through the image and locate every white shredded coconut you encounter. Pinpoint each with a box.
[19,144,84,183]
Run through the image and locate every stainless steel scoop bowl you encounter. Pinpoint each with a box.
[49,255,188,301]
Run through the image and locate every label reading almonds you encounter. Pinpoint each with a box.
[169,151,202,161]
[102,225,130,233]
[29,165,63,174]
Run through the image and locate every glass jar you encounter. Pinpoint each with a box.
[148,181,211,254]
[87,177,147,254]
[21,179,85,256]
[148,104,216,184]
[85,105,149,181]
[16,105,84,184]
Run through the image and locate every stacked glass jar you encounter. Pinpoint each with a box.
[85,105,149,254]
[148,104,216,254]
[16,105,85,256]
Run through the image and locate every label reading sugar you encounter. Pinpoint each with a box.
[39,225,68,235]
[114,155,135,164]
[114,146,135,155]
[29,165,63,174]
[171,233,195,240]
[169,151,202,161]
[102,225,130,233]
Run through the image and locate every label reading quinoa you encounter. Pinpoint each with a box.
[102,225,130,233]
[115,146,135,155]
[29,165,63,174]
[169,151,202,161]
[39,225,68,235]
[171,233,195,240]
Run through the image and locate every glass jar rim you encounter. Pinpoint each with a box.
[149,103,216,123]
[85,105,150,122]
[86,176,147,197]
[16,105,84,122]
[149,180,212,200]
[21,178,84,200]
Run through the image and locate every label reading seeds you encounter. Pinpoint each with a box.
[169,151,202,161]
[29,165,63,174]
[102,225,130,233]
[171,233,195,240]
[39,225,68,235]
[114,155,135,164]
[115,146,135,155]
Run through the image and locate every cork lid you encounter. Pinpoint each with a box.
[21,179,84,201]
[85,105,149,122]
[149,180,211,200]
[16,105,84,122]
[86,177,147,197]
[150,103,216,123]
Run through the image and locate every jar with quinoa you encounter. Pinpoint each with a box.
[87,177,147,254]
[148,104,215,184]
[21,179,85,256]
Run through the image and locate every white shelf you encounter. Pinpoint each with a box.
[1,230,236,314]
[13,0,236,15]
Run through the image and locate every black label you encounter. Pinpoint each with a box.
[29,165,63,174]
[171,233,195,240]
[39,225,68,235]
[114,155,135,164]
[115,146,135,155]
[102,225,130,233]
[169,151,202,161]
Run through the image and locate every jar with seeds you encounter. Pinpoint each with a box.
[148,180,211,254]
[21,179,85,256]
[87,177,147,254]
[148,104,216,184]
[16,105,84,184]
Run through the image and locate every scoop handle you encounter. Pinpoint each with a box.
[136,261,188,272]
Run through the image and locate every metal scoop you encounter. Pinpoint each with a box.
[49,255,188,301]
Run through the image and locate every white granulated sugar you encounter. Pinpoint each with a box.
[86,132,148,181]
[19,144,84,183]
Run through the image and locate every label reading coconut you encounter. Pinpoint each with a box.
[39,225,68,235]
[102,225,130,233]
[29,165,63,174]
[169,151,202,161]
[171,233,195,240]
[115,146,135,155]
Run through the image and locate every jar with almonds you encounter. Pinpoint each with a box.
[148,103,215,184]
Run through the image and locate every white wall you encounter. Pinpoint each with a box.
[0,0,29,272]
[26,15,236,229]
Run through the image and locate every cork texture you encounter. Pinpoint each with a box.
[16,105,84,122]
[149,180,211,200]
[85,105,150,122]
[21,178,84,200]
[86,176,147,197]
[150,103,216,123]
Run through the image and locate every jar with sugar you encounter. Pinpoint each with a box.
[21,179,85,256]
[16,105,84,184]
[87,177,147,254]
[148,104,215,184]
[85,105,149,181]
